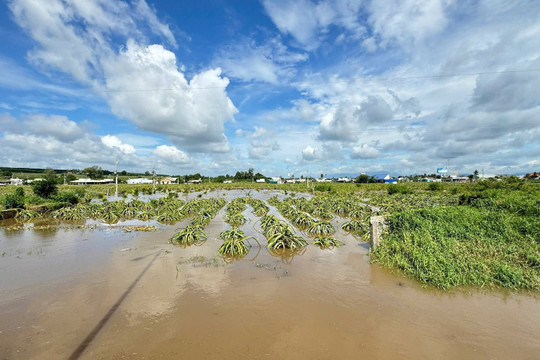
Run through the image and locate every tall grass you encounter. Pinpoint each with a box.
[371,198,540,289]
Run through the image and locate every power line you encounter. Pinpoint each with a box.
[98,68,540,92]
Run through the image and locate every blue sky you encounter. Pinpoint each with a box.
[0,0,539,176]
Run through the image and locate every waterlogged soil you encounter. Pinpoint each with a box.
[1,190,540,359]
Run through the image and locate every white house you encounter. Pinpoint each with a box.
[71,178,114,185]
[126,178,153,184]
[158,177,177,184]
[10,178,24,186]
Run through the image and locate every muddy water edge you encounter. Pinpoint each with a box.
[1,190,539,359]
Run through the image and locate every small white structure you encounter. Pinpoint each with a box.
[256,178,266,183]
[223,180,233,184]
[188,179,202,184]
[126,178,153,184]
[10,178,24,186]
[336,177,352,183]
[71,178,114,185]
[158,177,177,184]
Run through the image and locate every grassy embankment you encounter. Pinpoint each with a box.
[371,181,540,290]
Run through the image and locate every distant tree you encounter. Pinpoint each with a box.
[355,174,376,183]
[43,168,57,179]
[120,170,127,176]
[32,170,58,198]
[83,166,104,179]
[144,171,150,176]
[254,172,265,180]
[1,169,12,177]
[234,169,258,181]
[65,174,77,183]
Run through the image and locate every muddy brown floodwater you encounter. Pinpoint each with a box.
[1,190,539,359]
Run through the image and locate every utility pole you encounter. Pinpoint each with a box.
[64,172,66,185]
[152,169,156,193]
[306,168,309,189]
[115,159,118,197]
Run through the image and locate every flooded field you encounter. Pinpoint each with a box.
[1,190,539,359]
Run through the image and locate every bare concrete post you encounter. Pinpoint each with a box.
[370,215,387,249]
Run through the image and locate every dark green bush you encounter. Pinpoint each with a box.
[387,184,413,195]
[53,192,79,205]
[314,184,332,192]
[14,187,25,197]
[2,193,25,209]
[32,178,58,198]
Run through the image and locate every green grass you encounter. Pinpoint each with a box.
[371,199,540,290]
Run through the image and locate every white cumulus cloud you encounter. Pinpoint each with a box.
[153,144,191,164]
[101,135,136,154]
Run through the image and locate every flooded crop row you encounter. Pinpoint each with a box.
[1,189,539,359]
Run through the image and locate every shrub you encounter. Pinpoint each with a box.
[387,184,413,195]
[427,182,441,191]
[14,187,25,197]
[314,184,332,192]
[32,178,58,198]
[73,187,86,198]
[54,192,79,205]
[2,193,25,209]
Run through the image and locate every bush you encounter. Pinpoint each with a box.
[2,193,25,209]
[314,184,332,192]
[53,192,79,205]
[387,184,413,195]
[73,187,86,198]
[32,178,58,198]
[14,187,25,197]
[427,182,441,191]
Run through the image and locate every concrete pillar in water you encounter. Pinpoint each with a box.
[370,215,387,249]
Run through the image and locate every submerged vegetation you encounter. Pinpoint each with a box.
[1,179,539,290]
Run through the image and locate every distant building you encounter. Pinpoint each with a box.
[269,177,282,184]
[223,180,233,184]
[188,179,202,184]
[71,178,114,185]
[10,178,23,186]
[374,174,393,183]
[126,178,153,184]
[158,177,177,184]
[256,178,266,183]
